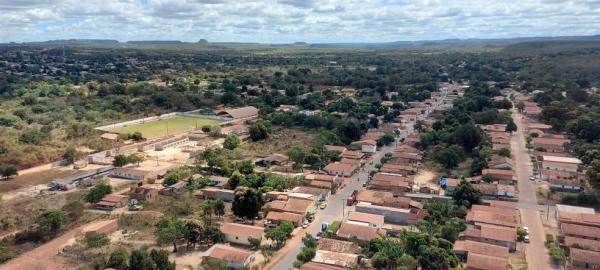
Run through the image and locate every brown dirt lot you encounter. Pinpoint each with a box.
[241,128,318,158]
[0,168,73,193]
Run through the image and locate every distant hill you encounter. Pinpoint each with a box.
[501,40,600,55]
[308,35,600,49]
[127,40,183,45]
[2,35,600,51]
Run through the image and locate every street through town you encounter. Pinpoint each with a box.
[511,108,557,270]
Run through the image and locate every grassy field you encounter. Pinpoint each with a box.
[107,116,221,138]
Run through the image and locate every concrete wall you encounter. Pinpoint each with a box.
[95,111,234,131]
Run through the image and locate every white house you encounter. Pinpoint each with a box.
[220,223,265,246]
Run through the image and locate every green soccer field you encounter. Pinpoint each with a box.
[107,116,221,139]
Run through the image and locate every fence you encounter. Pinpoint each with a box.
[95,111,233,131]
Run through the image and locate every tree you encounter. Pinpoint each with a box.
[248,237,261,250]
[296,247,316,263]
[150,249,176,270]
[505,120,517,132]
[377,134,395,147]
[516,101,525,112]
[451,181,482,208]
[36,209,67,233]
[419,246,450,270]
[129,249,156,270]
[496,147,511,157]
[586,159,600,188]
[397,254,417,270]
[453,123,483,152]
[517,227,529,241]
[228,170,245,189]
[223,134,241,150]
[0,166,18,180]
[249,121,270,141]
[548,243,566,264]
[213,199,225,218]
[129,131,144,141]
[302,234,317,249]
[108,247,129,270]
[62,146,82,164]
[84,183,112,203]
[434,145,464,169]
[155,217,185,252]
[288,146,306,171]
[183,221,202,249]
[112,154,130,167]
[265,223,292,248]
[128,154,144,166]
[201,125,212,133]
[232,187,264,223]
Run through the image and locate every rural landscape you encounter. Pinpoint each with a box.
[2,1,600,270]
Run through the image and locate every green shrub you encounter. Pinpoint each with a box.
[84,232,110,248]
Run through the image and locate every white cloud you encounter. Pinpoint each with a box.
[0,0,599,43]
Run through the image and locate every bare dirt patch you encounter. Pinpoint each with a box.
[0,168,73,194]
[241,128,318,158]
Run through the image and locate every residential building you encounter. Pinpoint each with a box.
[197,188,235,202]
[391,152,422,165]
[292,186,330,201]
[95,194,128,211]
[355,202,428,225]
[368,173,411,192]
[533,137,570,152]
[220,223,265,246]
[129,186,159,201]
[347,211,385,228]
[379,163,415,175]
[488,156,514,170]
[461,224,517,251]
[265,211,303,226]
[453,240,509,259]
[466,208,518,228]
[568,248,600,269]
[323,162,357,177]
[336,222,383,243]
[481,169,515,185]
[466,253,508,270]
[301,262,345,270]
[541,160,580,173]
[350,139,378,153]
[203,244,255,269]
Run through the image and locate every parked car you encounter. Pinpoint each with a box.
[302,221,309,228]
[320,203,327,209]
[524,235,530,243]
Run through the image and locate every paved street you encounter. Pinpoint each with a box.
[268,89,446,270]
[511,108,557,270]
[268,139,398,270]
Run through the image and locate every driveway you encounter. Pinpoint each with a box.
[511,109,558,270]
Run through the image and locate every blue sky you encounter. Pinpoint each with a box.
[1,0,599,43]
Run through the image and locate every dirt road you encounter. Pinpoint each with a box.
[511,109,558,270]
[0,226,83,270]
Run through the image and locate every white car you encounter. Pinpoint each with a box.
[524,235,530,243]
[320,204,327,209]
[302,221,309,229]
[529,176,535,181]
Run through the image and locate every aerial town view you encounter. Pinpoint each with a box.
[1,1,600,270]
